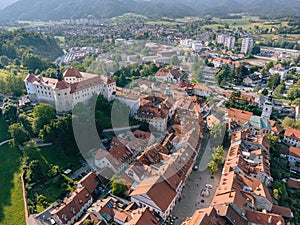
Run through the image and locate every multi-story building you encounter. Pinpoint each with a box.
[24,67,116,113]
[224,36,236,50]
[241,38,254,54]
[216,34,235,50]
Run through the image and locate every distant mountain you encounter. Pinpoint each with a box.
[0,0,300,21]
[0,0,18,9]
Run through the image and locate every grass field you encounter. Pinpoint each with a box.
[200,17,291,31]
[32,145,81,173]
[0,143,25,225]
[27,144,80,212]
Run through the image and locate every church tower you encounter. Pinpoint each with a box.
[261,92,273,120]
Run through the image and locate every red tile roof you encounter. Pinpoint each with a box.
[54,80,70,90]
[124,208,160,225]
[63,67,83,78]
[285,127,300,141]
[78,172,100,193]
[246,210,285,225]
[287,178,300,190]
[272,205,293,218]
[130,175,177,212]
[289,146,300,158]
[156,68,169,77]
[52,187,92,224]
[227,108,253,124]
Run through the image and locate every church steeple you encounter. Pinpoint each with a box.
[261,91,273,120]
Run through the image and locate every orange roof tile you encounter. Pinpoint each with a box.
[227,108,253,124]
[246,210,285,225]
[289,146,300,158]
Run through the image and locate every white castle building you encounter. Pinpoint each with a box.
[24,67,116,113]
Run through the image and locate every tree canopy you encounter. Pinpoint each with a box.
[32,103,56,133]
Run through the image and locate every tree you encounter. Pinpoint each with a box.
[25,160,43,182]
[170,55,180,66]
[261,89,269,96]
[19,114,33,136]
[110,175,127,197]
[210,123,226,147]
[32,103,56,133]
[236,66,249,82]
[272,181,288,203]
[287,84,300,101]
[267,73,280,89]
[23,140,39,159]
[48,165,60,178]
[0,55,10,67]
[2,98,18,123]
[215,66,229,86]
[37,195,49,208]
[212,146,225,165]
[208,160,218,174]
[273,84,285,98]
[282,116,300,129]
[83,219,93,225]
[249,46,261,55]
[262,61,274,73]
[230,91,241,102]
[265,134,279,157]
[8,123,29,146]
[5,74,25,96]
[39,114,74,146]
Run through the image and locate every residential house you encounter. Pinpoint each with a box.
[155,68,182,83]
[206,114,221,129]
[287,178,300,190]
[283,127,300,147]
[269,64,288,79]
[243,73,262,86]
[287,146,300,163]
[227,108,253,124]
[51,187,93,225]
[192,84,212,97]
[130,175,179,220]
[246,210,285,225]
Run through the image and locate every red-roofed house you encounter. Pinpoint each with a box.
[51,187,93,225]
[283,127,300,147]
[246,210,285,225]
[287,178,300,190]
[155,68,182,83]
[130,175,178,220]
[287,146,300,163]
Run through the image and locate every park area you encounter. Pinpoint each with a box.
[0,143,25,225]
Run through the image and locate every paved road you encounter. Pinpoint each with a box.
[69,165,91,180]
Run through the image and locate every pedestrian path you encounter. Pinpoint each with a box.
[0,139,11,146]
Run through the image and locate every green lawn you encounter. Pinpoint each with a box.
[30,145,81,174]
[0,143,25,225]
[27,144,80,213]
